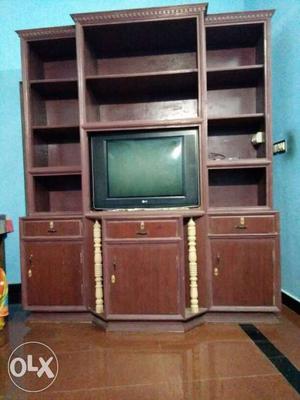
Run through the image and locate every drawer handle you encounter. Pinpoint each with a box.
[235,217,247,230]
[235,224,247,230]
[136,221,148,236]
[136,230,148,236]
[48,221,57,233]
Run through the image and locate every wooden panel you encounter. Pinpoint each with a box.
[105,219,180,239]
[98,99,198,122]
[84,18,197,59]
[23,241,83,307]
[208,168,266,208]
[209,215,275,234]
[33,130,80,167]
[86,71,198,122]
[97,52,197,75]
[23,219,82,237]
[206,24,264,51]
[34,175,82,213]
[207,88,264,117]
[105,243,182,315]
[211,238,275,306]
[28,37,77,80]
[206,48,257,69]
[31,96,79,127]
[46,99,79,126]
[207,125,266,160]
[44,60,77,79]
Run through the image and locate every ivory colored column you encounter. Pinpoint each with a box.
[93,220,104,313]
[188,218,199,312]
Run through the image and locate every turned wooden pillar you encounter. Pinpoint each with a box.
[187,218,199,313]
[93,220,104,313]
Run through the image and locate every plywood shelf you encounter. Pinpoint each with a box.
[29,166,81,176]
[207,64,264,89]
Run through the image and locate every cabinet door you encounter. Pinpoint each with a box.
[105,243,183,315]
[211,238,275,307]
[23,241,84,309]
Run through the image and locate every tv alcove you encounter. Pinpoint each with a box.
[17,3,281,332]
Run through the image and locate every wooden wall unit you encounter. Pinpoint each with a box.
[17,4,280,331]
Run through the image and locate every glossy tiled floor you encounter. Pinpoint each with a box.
[0,306,299,399]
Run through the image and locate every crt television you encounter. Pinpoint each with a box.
[90,128,200,210]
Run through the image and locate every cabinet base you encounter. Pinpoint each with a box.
[92,311,280,332]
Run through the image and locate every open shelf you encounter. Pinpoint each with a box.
[208,167,267,208]
[34,175,82,213]
[207,65,264,90]
[86,68,198,80]
[30,79,78,97]
[206,23,264,69]
[28,37,77,80]
[32,124,79,134]
[86,71,198,123]
[207,86,264,118]
[31,85,79,127]
[208,115,266,161]
[208,113,264,127]
[32,128,80,168]
[30,166,81,175]
[207,159,270,167]
[83,18,197,76]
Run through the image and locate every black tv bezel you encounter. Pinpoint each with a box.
[90,128,200,210]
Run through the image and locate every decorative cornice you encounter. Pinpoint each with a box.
[71,3,208,25]
[205,10,275,25]
[16,25,75,40]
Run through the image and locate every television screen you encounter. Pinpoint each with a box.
[90,128,199,209]
[107,137,184,198]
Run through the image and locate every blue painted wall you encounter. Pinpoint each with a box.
[244,0,300,302]
[1,0,299,303]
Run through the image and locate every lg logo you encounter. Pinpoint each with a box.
[8,342,59,393]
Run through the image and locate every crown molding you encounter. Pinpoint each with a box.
[16,26,75,40]
[205,9,275,25]
[72,3,208,25]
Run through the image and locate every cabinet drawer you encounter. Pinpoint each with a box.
[23,219,82,237]
[209,216,276,234]
[105,219,180,239]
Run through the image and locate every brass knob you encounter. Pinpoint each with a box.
[213,267,219,277]
[111,274,116,284]
[28,269,32,278]
[136,220,148,235]
[235,216,247,230]
[48,221,57,233]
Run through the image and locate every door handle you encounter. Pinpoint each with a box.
[214,254,221,277]
[111,274,116,284]
[28,254,33,278]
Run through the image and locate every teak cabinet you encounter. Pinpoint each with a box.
[102,217,185,318]
[17,3,281,332]
[23,241,84,309]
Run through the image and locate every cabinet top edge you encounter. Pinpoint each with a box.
[71,3,208,25]
[205,9,275,25]
[16,25,75,40]
[85,210,205,219]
